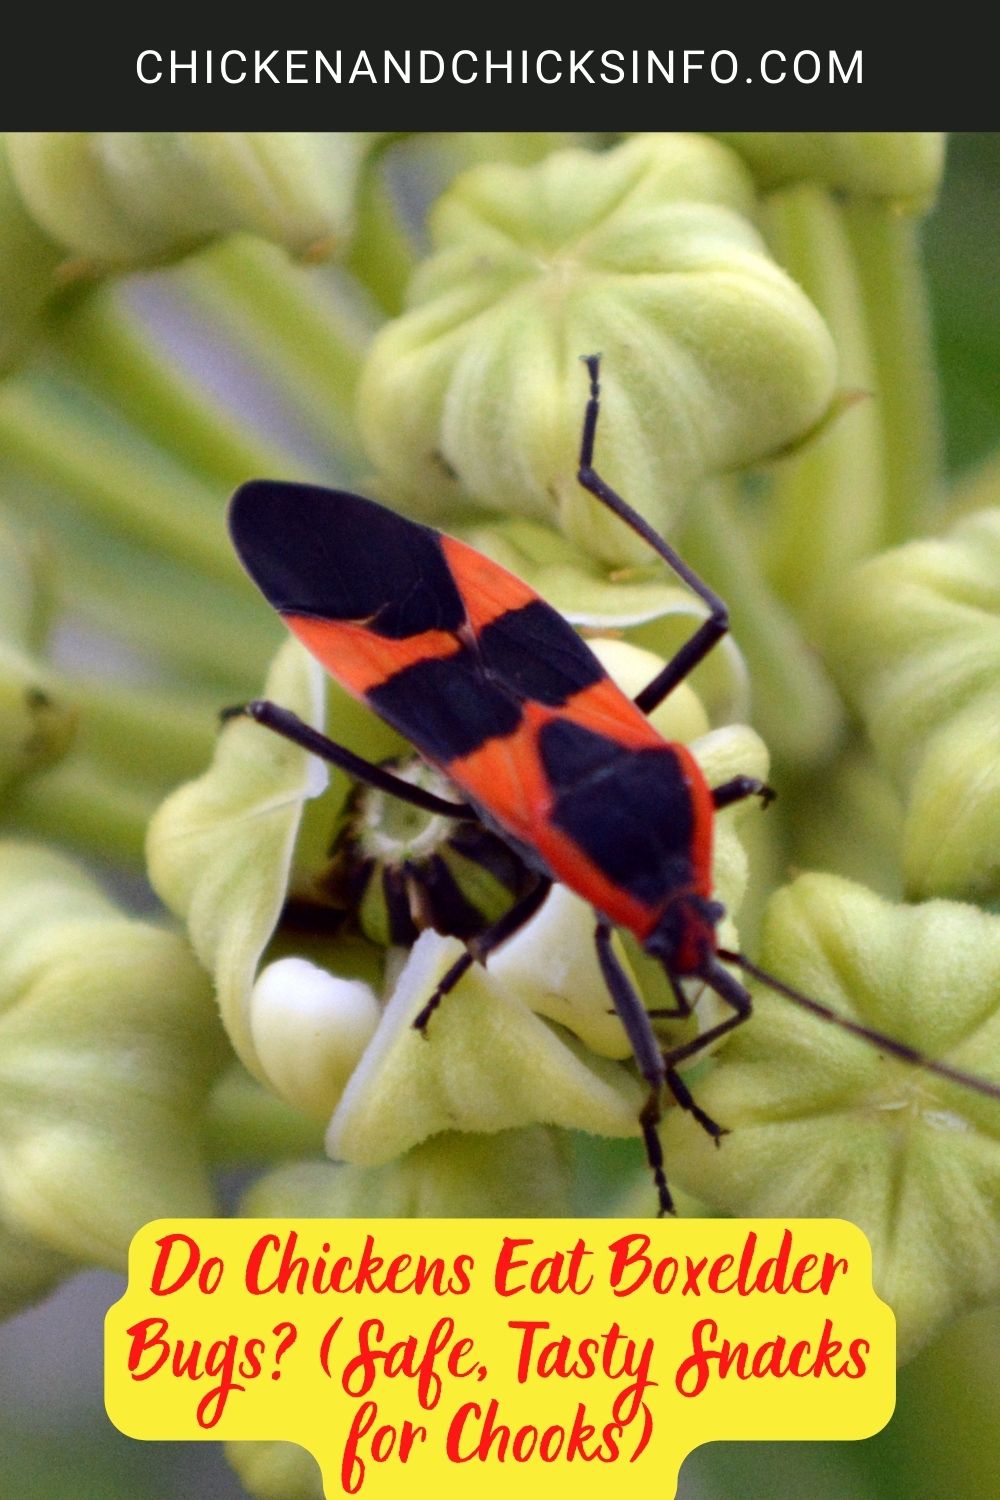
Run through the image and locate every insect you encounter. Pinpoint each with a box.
[226,355,1000,1213]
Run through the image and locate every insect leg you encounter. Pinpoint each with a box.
[221,700,477,819]
[576,354,729,717]
[665,1070,728,1141]
[649,968,695,1021]
[412,875,553,1033]
[626,964,729,1142]
[594,919,674,1215]
[661,961,753,1070]
[711,775,776,811]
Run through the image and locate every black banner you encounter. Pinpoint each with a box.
[1,18,986,129]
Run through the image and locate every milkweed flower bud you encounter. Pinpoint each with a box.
[226,1440,323,1500]
[249,958,380,1119]
[358,132,837,563]
[326,928,644,1164]
[5,131,383,271]
[0,842,226,1308]
[661,873,1000,1362]
[148,638,348,1087]
[713,132,946,212]
[826,508,1000,902]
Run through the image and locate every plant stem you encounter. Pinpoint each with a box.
[52,286,305,489]
[0,376,242,586]
[4,754,157,866]
[179,236,376,470]
[74,675,218,789]
[679,482,843,767]
[762,185,887,624]
[0,464,278,690]
[205,1064,326,1165]
[844,199,942,543]
[63,562,278,693]
[345,162,417,317]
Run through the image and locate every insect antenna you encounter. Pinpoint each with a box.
[716,947,1000,1103]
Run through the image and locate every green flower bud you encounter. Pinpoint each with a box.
[147,638,360,1086]
[6,131,383,271]
[327,929,642,1165]
[0,842,227,1303]
[226,1440,323,1500]
[0,1219,75,1320]
[827,508,1000,902]
[661,874,1000,1362]
[358,133,837,562]
[0,139,65,371]
[0,513,76,791]
[713,133,946,212]
[249,959,381,1121]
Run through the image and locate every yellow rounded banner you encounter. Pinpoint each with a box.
[105,1217,895,1497]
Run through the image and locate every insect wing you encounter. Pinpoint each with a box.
[228,480,710,934]
[228,479,622,769]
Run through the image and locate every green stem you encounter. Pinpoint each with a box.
[778,740,905,902]
[179,236,376,470]
[762,185,887,624]
[843,199,942,543]
[4,754,157,865]
[52,287,310,488]
[0,376,242,586]
[345,163,418,317]
[1,468,278,689]
[65,559,278,692]
[74,675,218,789]
[679,482,843,767]
[205,1064,326,1165]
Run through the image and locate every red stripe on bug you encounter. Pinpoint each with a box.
[284,615,462,699]
[439,534,542,631]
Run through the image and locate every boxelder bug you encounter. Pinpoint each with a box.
[226,355,1000,1213]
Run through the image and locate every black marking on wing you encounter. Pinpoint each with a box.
[229,481,464,638]
[369,600,607,764]
[540,720,694,906]
[368,650,523,762]
[476,601,605,706]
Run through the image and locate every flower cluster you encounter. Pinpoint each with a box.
[1,129,999,1495]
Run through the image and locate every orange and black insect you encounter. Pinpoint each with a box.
[227,356,1000,1213]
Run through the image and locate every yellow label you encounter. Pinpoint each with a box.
[105,1218,894,1497]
